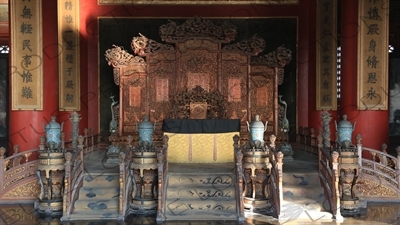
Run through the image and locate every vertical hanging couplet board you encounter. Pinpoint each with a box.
[357,0,389,110]
[58,0,80,111]
[11,0,43,110]
[316,0,337,110]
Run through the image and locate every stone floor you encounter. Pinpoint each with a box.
[1,150,400,225]
[0,202,400,225]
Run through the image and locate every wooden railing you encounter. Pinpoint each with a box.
[233,135,245,222]
[0,129,100,205]
[297,126,319,155]
[0,147,39,203]
[268,146,283,218]
[156,135,169,222]
[118,148,132,220]
[61,146,84,221]
[359,143,400,196]
[318,145,342,220]
[61,131,100,221]
[298,125,400,219]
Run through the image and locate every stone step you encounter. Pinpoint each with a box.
[164,170,238,220]
[74,198,119,210]
[78,186,119,200]
[68,208,119,220]
[82,174,119,189]
[71,173,120,219]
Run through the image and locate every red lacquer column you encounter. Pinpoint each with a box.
[340,0,388,150]
[8,0,59,154]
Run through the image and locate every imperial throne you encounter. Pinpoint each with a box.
[104,17,292,221]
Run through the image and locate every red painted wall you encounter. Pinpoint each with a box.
[7,0,389,153]
[340,0,389,150]
[9,0,59,153]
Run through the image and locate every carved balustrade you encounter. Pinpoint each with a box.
[317,137,342,220]
[0,146,40,203]
[118,150,132,220]
[61,137,85,221]
[298,126,339,156]
[357,136,400,199]
[59,130,100,221]
[268,147,283,218]
[0,126,99,206]
[233,135,245,222]
[156,135,169,222]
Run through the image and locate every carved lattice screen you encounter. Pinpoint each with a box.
[105,17,292,144]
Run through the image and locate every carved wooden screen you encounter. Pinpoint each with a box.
[105,17,292,143]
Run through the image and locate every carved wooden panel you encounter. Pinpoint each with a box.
[155,78,169,102]
[249,71,277,135]
[148,60,175,122]
[104,17,293,141]
[178,40,219,51]
[179,49,218,91]
[120,72,147,134]
[221,60,248,122]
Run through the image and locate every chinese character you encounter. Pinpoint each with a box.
[66,93,74,103]
[323,1,330,12]
[66,67,73,76]
[322,28,331,38]
[20,23,33,34]
[368,39,377,52]
[21,86,33,99]
[21,6,33,19]
[22,54,32,68]
[323,15,330,25]
[322,80,329,90]
[66,54,73,64]
[366,55,378,68]
[322,68,330,76]
[65,15,73,24]
[21,70,33,83]
[368,7,381,20]
[321,42,330,52]
[367,24,379,35]
[367,72,378,83]
[322,55,330,63]
[22,40,32,52]
[366,87,378,100]
[65,80,74,89]
[65,1,73,10]
[369,0,379,5]
[322,94,331,102]
[66,41,74,50]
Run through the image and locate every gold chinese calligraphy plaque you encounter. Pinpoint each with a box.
[58,0,80,111]
[98,0,298,5]
[357,0,389,110]
[11,0,43,110]
[316,0,337,110]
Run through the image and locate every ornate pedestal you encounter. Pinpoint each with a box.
[279,142,294,163]
[35,149,65,215]
[338,145,361,216]
[130,148,158,213]
[242,147,273,213]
